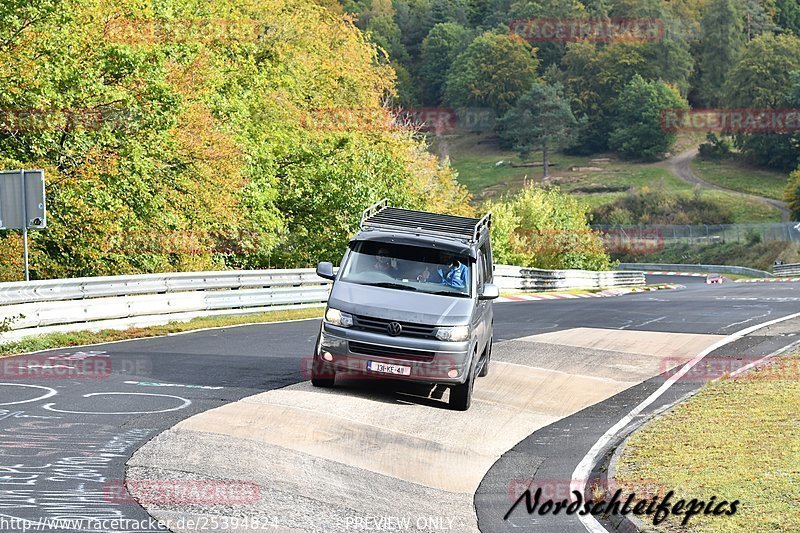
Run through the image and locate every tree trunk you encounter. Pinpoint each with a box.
[542,141,549,178]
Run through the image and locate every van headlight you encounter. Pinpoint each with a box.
[325,308,353,328]
[435,325,469,342]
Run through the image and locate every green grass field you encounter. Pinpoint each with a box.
[437,134,783,223]
[616,352,800,532]
[692,157,789,201]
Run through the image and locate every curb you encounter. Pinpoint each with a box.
[497,285,681,303]
[643,271,800,283]
[643,270,706,277]
[735,277,800,283]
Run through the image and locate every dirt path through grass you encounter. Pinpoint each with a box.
[665,148,791,221]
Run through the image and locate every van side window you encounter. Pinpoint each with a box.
[476,254,485,291]
[480,241,492,283]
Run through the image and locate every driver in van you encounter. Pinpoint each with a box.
[374,247,399,276]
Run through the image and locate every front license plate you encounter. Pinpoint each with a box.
[367,361,411,376]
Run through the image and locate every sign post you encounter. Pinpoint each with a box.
[0,170,46,281]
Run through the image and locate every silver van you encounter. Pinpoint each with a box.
[312,199,498,410]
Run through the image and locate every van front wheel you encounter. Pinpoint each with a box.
[478,339,492,377]
[450,353,477,411]
[311,360,336,388]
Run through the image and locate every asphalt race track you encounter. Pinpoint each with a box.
[0,275,798,532]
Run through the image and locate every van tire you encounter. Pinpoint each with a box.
[478,339,492,377]
[450,351,477,411]
[311,360,336,388]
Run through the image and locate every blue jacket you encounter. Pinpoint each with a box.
[437,262,468,289]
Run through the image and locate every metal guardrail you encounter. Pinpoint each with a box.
[0,269,332,341]
[775,263,800,276]
[617,263,772,278]
[494,265,645,291]
[0,266,645,341]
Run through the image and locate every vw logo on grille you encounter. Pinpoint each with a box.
[386,322,403,336]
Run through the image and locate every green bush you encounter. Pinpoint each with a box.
[786,169,800,221]
[697,133,733,160]
[592,185,734,225]
[487,185,610,270]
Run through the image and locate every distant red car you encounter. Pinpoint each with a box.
[706,273,724,284]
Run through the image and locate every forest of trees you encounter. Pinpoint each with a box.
[0,0,476,280]
[0,0,612,280]
[4,0,800,281]
[344,0,800,218]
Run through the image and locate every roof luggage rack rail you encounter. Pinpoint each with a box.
[359,198,491,244]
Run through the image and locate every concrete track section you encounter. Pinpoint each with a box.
[127,327,722,532]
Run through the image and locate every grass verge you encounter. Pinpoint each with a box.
[0,307,324,357]
[614,241,800,272]
[692,157,788,201]
[616,351,800,532]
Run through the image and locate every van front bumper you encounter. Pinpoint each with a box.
[315,323,472,384]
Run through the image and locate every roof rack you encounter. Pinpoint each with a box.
[359,198,491,243]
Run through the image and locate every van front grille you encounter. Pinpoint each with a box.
[349,341,435,362]
[352,314,437,339]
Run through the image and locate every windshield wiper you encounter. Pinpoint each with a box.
[365,282,418,291]
[431,290,470,298]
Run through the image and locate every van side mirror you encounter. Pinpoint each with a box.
[479,283,500,300]
[316,261,336,281]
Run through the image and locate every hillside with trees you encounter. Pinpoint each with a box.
[4,0,800,281]
[0,0,474,280]
[344,0,800,220]
[0,0,613,280]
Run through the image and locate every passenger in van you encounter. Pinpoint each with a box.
[418,252,467,289]
[437,255,468,289]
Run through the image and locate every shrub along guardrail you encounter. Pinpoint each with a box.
[0,266,645,342]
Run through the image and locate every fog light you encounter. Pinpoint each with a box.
[447,369,459,378]
[322,352,334,362]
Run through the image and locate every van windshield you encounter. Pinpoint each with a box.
[339,241,471,297]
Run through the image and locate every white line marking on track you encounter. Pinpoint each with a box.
[0,383,58,406]
[571,310,800,533]
[720,311,771,331]
[620,316,666,330]
[42,392,191,415]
